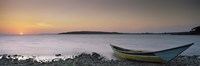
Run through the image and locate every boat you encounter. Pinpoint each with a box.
[110,43,194,63]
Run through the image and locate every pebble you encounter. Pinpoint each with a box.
[0,53,199,66]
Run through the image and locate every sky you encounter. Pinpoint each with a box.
[0,0,200,34]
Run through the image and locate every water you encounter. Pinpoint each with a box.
[0,34,200,60]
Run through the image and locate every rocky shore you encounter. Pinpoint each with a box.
[0,52,200,66]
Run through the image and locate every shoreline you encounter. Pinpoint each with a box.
[0,52,200,66]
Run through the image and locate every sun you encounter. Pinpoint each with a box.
[19,32,24,35]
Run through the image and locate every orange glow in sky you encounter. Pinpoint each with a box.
[0,0,199,34]
[19,32,23,35]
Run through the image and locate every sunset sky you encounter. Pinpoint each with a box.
[0,0,200,34]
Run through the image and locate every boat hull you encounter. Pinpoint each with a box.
[114,50,164,63]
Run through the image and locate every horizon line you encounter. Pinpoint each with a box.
[0,30,190,35]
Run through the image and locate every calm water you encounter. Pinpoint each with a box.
[0,34,200,60]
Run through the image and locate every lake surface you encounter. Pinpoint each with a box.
[0,34,200,60]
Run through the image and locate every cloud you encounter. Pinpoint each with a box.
[35,23,53,28]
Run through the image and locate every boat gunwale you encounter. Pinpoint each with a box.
[110,43,194,54]
[110,44,155,55]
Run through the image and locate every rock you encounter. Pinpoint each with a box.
[55,54,62,57]
[92,52,100,58]
[0,53,200,66]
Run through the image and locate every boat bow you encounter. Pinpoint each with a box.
[153,43,194,62]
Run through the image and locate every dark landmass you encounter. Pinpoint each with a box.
[59,31,125,34]
[164,26,200,35]
[164,32,195,35]
[58,31,159,35]
[59,26,200,35]
[0,53,200,66]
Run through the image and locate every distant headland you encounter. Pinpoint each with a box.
[166,25,200,35]
[59,31,125,34]
[58,26,200,35]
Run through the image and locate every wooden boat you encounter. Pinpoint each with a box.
[110,43,194,63]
